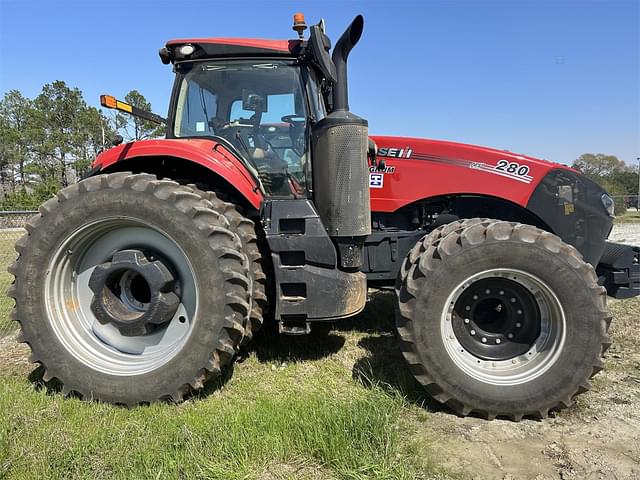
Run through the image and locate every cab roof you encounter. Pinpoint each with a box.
[165,38,302,61]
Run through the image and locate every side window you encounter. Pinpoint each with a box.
[176,82,217,136]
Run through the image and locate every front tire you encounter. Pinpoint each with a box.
[9,173,250,405]
[395,219,611,420]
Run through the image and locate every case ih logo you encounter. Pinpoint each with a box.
[378,147,412,159]
[369,173,384,188]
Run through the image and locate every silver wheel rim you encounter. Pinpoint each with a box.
[45,217,198,376]
[440,268,566,386]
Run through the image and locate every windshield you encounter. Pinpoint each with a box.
[173,60,309,196]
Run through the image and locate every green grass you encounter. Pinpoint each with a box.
[615,208,640,223]
[0,370,420,479]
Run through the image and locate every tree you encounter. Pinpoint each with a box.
[119,90,164,141]
[572,153,637,214]
[32,81,89,186]
[572,153,627,179]
[0,82,114,205]
[0,90,35,187]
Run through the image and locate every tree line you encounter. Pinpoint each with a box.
[572,153,639,212]
[0,81,162,208]
[1,81,638,213]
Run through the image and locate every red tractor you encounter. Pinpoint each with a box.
[10,14,639,420]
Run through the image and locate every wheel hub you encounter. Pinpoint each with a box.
[88,249,180,336]
[451,277,540,360]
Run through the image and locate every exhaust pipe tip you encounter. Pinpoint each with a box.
[331,15,364,112]
[343,14,364,48]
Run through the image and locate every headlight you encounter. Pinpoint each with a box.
[178,44,195,56]
[601,193,615,217]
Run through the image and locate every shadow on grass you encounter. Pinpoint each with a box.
[246,321,346,364]
[244,288,396,365]
[249,289,449,414]
[346,291,449,413]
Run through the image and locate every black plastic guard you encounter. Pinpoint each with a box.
[597,242,640,299]
[527,169,613,266]
[262,199,367,321]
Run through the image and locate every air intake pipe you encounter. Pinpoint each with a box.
[311,15,371,270]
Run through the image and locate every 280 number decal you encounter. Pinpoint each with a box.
[495,160,530,177]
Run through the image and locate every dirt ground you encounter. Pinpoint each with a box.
[610,223,640,246]
[412,312,640,480]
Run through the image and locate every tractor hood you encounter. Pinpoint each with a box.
[368,135,573,213]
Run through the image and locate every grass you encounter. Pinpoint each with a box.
[615,208,640,223]
[0,369,417,479]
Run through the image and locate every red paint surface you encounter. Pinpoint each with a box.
[93,138,263,209]
[166,38,298,53]
[369,136,572,212]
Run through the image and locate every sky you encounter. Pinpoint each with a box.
[0,0,638,166]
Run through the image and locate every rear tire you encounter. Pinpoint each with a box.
[9,173,250,405]
[395,219,611,420]
[185,186,269,343]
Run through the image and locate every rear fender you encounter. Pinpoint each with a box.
[92,139,263,209]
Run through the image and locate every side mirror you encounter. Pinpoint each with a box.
[112,134,124,146]
[242,90,267,113]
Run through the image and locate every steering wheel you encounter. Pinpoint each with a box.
[281,115,306,126]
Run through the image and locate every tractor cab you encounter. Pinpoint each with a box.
[159,17,345,199]
[169,57,316,196]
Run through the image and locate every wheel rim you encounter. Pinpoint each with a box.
[440,269,566,386]
[45,217,198,376]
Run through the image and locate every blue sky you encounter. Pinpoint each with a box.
[0,0,638,166]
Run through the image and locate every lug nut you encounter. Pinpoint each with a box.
[496,338,502,344]
[470,329,476,336]
[473,295,478,300]
[465,305,471,311]
[481,337,487,343]
[508,333,514,339]
[464,318,470,324]
[510,297,516,303]
[517,309,522,315]
[485,289,491,294]
[499,290,504,295]
[516,322,521,328]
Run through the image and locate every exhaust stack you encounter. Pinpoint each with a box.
[331,15,364,112]
[311,15,371,270]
